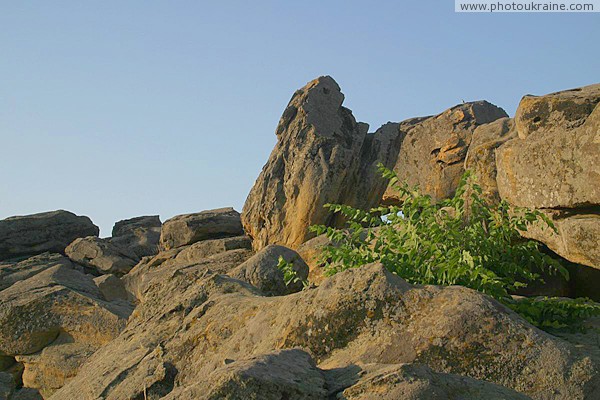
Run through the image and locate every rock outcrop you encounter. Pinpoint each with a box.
[52,263,599,400]
[383,101,508,204]
[0,211,98,261]
[110,215,162,259]
[497,86,600,270]
[65,236,139,276]
[160,208,243,251]
[0,259,132,397]
[242,76,403,251]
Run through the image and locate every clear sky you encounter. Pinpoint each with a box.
[1,1,598,236]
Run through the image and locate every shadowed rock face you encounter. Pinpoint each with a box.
[51,263,599,400]
[110,215,162,259]
[241,76,403,251]
[0,211,99,262]
[383,101,508,204]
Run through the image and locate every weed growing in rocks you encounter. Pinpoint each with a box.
[311,164,600,331]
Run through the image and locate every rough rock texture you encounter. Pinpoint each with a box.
[110,215,162,259]
[0,253,79,292]
[296,234,333,285]
[160,208,243,251]
[53,264,599,400]
[497,104,600,209]
[383,101,508,204]
[242,76,402,251]
[93,274,128,302]
[164,349,327,399]
[65,236,139,276]
[514,83,600,139]
[0,261,132,397]
[0,211,99,262]
[497,90,600,269]
[337,362,531,400]
[229,244,309,296]
[464,117,517,203]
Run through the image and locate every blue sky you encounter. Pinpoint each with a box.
[1,1,598,235]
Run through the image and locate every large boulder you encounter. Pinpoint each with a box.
[0,253,78,292]
[383,101,508,204]
[110,215,162,259]
[497,87,600,270]
[242,76,402,251]
[0,211,99,261]
[0,262,132,396]
[514,83,600,139]
[160,208,243,250]
[229,244,309,296]
[53,264,599,400]
[65,236,139,276]
[464,117,517,204]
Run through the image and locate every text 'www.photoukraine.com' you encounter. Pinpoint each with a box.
[455,0,599,12]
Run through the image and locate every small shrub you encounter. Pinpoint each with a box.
[276,256,308,289]
[311,164,600,331]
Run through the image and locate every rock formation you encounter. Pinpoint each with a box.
[0,211,98,261]
[496,84,600,271]
[241,76,403,251]
[1,78,599,400]
[383,101,508,204]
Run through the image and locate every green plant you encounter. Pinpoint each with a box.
[277,256,308,289]
[507,297,600,331]
[310,164,600,331]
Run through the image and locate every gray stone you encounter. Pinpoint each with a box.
[0,253,79,292]
[0,210,98,261]
[65,236,138,276]
[110,215,162,259]
[160,208,243,250]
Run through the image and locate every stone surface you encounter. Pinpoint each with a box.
[464,117,517,203]
[53,264,599,400]
[93,274,128,302]
[242,76,402,251]
[383,101,507,204]
[160,208,243,250]
[15,332,95,398]
[0,211,99,262]
[110,215,162,259]
[337,362,531,400]
[65,236,139,276]
[497,103,600,210]
[0,253,78,292]
[514,83,600,139]
[0,264,131,356]
[229,244,309,296]
[164,349,327,399]
[296,234,333,285]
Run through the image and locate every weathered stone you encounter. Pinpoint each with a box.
[65,236,138,276]
[383,101,507,204]
[464,117,517,203]
[497,103,600,209]
[0,211,98,261]
[0,264,131,356]
[296,234,333,285]
[338,362,531,400]
[242,76,402,251]
[229,244,309,296]
[93,274,128,302]
[110,215,162,259]
[0,253,79,292]
[160,208,243,250]
[0,371,14,400]
[15,332,95,398]
[515,83,600,139]
[53,264,598,400]
[521,210,600,271]
[173,236,252,265]
[164,349,327,399]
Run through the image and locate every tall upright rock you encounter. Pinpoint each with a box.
[383,102,508,204]
[496,84,600,270]
[242,76,402,250]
